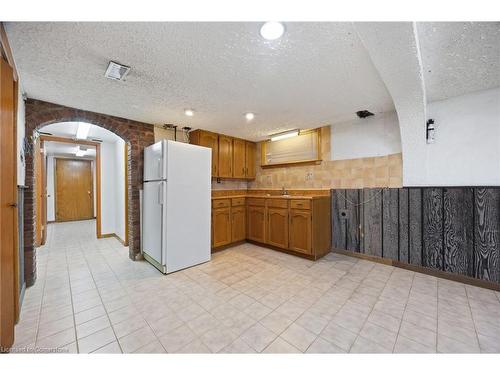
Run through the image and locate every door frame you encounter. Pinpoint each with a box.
[39,135,102,238]
[54,157,95,223]
[0,23,19,350]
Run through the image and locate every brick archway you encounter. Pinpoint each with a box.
[24,99,155,286]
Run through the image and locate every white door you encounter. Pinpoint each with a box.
[142,181,165,266]
[144,141,167,181]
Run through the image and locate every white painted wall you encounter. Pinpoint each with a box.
[423,87,500,186]
[331,111,402,160]
[46,156,55,221]
[100,142,116,235]
[113,138,126,242]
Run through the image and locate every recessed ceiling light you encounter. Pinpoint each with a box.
[104,61,130,81]
[260,22,285,40]
[184,109,194,117]
[245,112,255,121]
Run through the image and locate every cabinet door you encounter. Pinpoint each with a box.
[267,208,289,249]
[231,206,246,242]
[197,131,219,177]
[218,135,233,178]
[232,138,246,178]
[247,206,266,243]
[245,141,256,179]
[289,209,312,254]
[212,207,231,247]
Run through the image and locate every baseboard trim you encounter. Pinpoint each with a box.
[99,233,127,246]
[332,248,500,292]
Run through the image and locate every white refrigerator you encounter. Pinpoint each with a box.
[142,140,211,274]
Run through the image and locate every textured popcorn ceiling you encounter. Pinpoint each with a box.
[5,22,395,141]
[418,22,500,102]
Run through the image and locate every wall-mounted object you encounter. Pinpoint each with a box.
[356,110,374,118]
[426,119,436,144]
[261,128,321,168]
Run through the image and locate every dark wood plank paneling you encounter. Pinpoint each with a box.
[423,188,444,270]
[382,189,399,260]
[408,188,422,266]
[331,189,347,250]
[443,188,474,276]
[362,188,383,257]
[398,188,409,263]
[474,188,500,283]
[345,189,361,252]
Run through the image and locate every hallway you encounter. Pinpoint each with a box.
[11,220,500,353]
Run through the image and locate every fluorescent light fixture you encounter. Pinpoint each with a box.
[184,109,194,117]
[260,22,285,40]
[74,146,85,157]
[270,129,299,142]
[245,112,255,121]
[76,122,91,140]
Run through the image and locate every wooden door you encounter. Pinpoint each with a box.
[247,205,266,243]
[267,208,289,249]
[289,209,312,254]
[35,140,47,246]
[55,159,94,221]
[245,142,256,179]
[212,207,231,247]
[232,138,246,178]
[0,56,17,350]
[218,135,233,178]
[198,131,219,177]
[231,206,246,242]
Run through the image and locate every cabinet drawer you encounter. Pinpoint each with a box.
[212,199,230,209]
[231,197,246,207]
[267,199,288,208]
[247,198,265,207]
[290,199,311,209]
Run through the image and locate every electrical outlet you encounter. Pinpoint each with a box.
[305,172,313,181]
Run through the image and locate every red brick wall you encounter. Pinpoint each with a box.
[24,99,155,286]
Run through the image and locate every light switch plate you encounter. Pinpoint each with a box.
[305,172,313,181]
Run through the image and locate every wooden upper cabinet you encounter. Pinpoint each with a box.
[289,209,312,254]
[218,135,233,178]
[232,138,246,179]
[247,205,266,243]
[267,208,289,249]
[190,130,219,177]
[212,207,231,248]
[231,206,246,242]
[245,141,256,179]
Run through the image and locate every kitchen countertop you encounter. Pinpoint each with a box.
[211,194,327,200]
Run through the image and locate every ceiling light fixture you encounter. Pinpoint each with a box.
[245,112,255,121]
[74,146,86,157]
[184,109,194,117]
[260,22,285,40]
[270,129,299,142]
[76,122,91,140]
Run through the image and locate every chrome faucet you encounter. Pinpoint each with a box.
[281,186,289,196]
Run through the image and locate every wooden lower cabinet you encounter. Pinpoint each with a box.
[231,206,246,242]
[267,208,289,249]
[247,205,266,243]
[212,196,331,260]
[289,209,312,254]
[212,207,231,247]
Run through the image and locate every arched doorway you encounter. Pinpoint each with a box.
[24,99,155,286]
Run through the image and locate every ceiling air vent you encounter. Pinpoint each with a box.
[104,61,130,81]
[356,110,374,119]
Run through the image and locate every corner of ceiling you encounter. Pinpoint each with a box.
[353,21,428,186]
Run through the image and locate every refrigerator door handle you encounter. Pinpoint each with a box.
[158,182,164,205]
[157,158,162,179]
